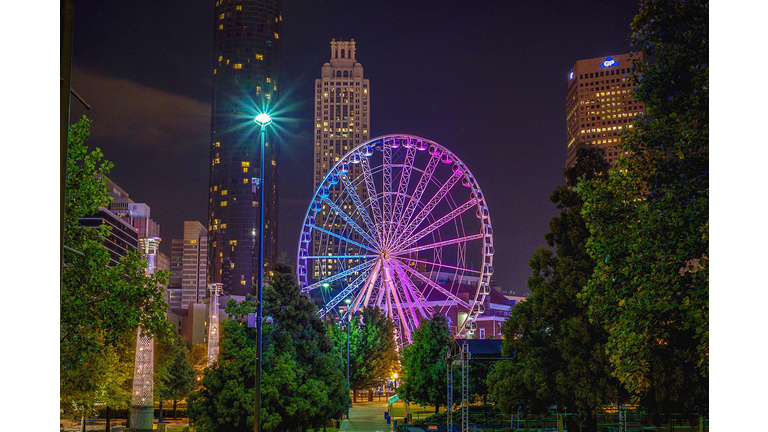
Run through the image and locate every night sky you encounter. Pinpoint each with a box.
[68,0,640,295]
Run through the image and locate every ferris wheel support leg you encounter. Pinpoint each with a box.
[353,259,381,313]
[389,276,412,343]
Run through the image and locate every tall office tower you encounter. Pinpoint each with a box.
[208,0,282,296]
[171,221,209,309]
[313,39,370,190]
[311,40,370,282]
[566,53,644,167]
[168,239,184,309]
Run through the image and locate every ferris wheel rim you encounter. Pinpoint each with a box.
[296,134,494,339]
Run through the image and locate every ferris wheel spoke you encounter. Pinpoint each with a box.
[322,197,381,250]
[304,254,379,260]
[396,151,441,241]
[359,154,385,242]
[308,224,378,253]
[390,145,417,246]
[399,198,478,251]
[393,169,463,247]
[392,261,435,319]
[338,172,381,245]
[395,233,485,256]
[396,256,482,275]
[397,261,470,308]
[302,259,377,293]
[383,139,393,243]
[316,268,372,318]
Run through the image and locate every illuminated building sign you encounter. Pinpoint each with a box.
[600,57,618,68]
[569,70,574,80]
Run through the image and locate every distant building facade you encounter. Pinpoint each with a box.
[566,53,644,167]
[207,0,282,296]
[311,39,371,280]
[170,221,209,309]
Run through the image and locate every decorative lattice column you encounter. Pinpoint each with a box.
[206,283,222,366]
[130,237,161,431]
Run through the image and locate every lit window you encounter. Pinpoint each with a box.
[221,223,226,229]
[233,63,242,69]
[230,240,237,246]
[243,167,248,173]
[274,32,279,39]
[266,77,271,83]
[221,190,228,196]
[243,178,249,184]
[219,24,223,30]
[220,201,227,207]
[236,5,242,10]
[256,54,264,61]
[242,161,250,167]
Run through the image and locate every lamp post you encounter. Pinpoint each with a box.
[322,282,330,330]
[344,299,351,417]
[253,112,272,432]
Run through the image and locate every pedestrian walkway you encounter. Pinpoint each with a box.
[340,401,391,432]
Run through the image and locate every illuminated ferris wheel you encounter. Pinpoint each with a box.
[296,134,494,343]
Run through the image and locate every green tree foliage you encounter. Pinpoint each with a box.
[61,116,173,416]
[347,306,398,400]
[489,145,618,432]
[576,0,708,416]
[187,263,349,432]
[159,338,195,419]
[399,316,454,413]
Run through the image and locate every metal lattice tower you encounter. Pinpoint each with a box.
[131,237,161,413]
[461,341,470,432]
[206,283,222,366]
[447,349,454,432]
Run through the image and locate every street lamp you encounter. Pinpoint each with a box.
[322,282,330,330]
[253,112,272,432]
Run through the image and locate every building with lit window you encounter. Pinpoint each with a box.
[208,0,282,296]
[313,39,370,188]
[311,39,370,280]
[170,221,209,309]
[566,53,644,167]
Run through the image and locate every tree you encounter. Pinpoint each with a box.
[398,315,454,414]
[61,116,173,418]
[187,263,349,432]
[489,145,618,432]
[159,338,195,419]
[347,306,398,402]
[577,0,708,422]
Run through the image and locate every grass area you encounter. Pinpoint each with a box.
[388,400,444,422]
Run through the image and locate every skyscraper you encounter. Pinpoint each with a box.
[208,0,282,296]
[171,221,209,309]
[313,39,370,190]
[311,39,370,282]
[566,53,644,167]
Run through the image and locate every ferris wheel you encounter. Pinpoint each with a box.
[297,134,494,343]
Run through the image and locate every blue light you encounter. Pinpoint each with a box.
[569,70,574,80]
[600,57,618,68]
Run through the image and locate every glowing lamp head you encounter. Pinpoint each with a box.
[254,113,273,127]
[345,298,351,305]
[322,282,330,289]
[393,373,398,379]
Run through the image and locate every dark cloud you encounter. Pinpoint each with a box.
[71,65,210,154]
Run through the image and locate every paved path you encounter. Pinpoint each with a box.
[340,401,392,432]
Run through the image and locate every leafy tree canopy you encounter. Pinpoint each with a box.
[187,263,349,432]
[398,315,454,413]
[577,0,708,414]
[61,116,173,416]
[489,145,618,432]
